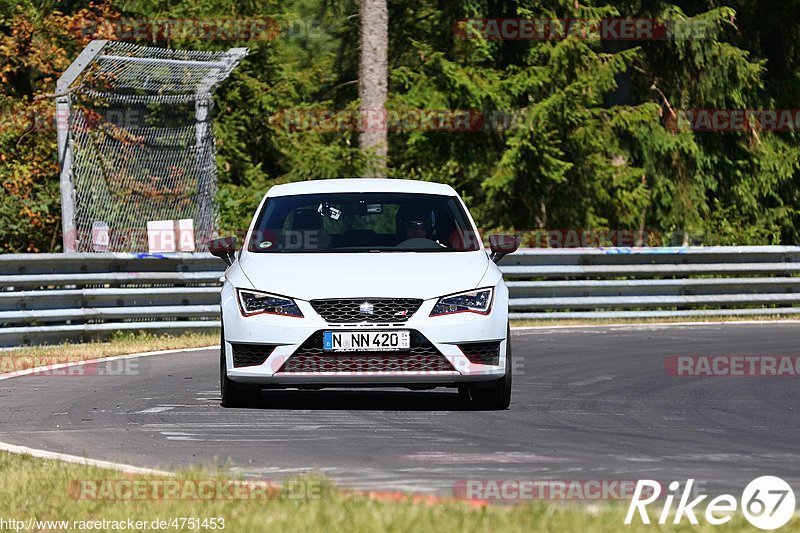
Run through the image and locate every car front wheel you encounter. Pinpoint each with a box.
[469,325,512,410]
[220,328,254,408]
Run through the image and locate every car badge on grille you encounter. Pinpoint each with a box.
[359,302,375,316]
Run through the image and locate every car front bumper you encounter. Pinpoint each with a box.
[221,283,509,387]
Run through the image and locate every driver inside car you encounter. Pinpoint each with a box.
[395,205,445,246]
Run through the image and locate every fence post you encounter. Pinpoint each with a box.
[56,40,108,254]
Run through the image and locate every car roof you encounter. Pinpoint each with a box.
[266,178,458,197]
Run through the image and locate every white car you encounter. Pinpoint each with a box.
[209,178,520,409]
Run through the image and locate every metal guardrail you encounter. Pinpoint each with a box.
[1,247,799,346]
[503,246,800,319]
[0,253,223,347]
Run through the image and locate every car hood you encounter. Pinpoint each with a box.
[237,251,491,300]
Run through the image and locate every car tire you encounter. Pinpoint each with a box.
[469,325,512,410]
[220,327,253,408]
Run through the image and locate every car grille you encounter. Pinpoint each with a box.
[458,341,502,366]
[278,330,455,373]
[310,298,423,323]
[231,344,277,368]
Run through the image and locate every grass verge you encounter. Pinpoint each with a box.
[0,452,770,532]
[0,331,219,374]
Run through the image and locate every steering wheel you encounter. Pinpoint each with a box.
[396,238,445,250]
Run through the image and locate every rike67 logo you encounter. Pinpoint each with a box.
[625,477,796,530]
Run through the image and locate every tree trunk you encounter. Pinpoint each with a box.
[358,0,388,177]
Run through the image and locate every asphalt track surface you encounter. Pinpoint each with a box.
[1,323,799,497]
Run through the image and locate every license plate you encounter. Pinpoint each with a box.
[323,331,410,352]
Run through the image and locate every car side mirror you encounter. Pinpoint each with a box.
[489,234,520,264]
[208,237,237,266]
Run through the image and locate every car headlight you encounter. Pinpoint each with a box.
[430,287,494,316]
[237,289,304,318]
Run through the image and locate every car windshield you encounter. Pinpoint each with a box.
[247,192,480,253]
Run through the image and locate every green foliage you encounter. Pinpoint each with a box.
[1,0,800,250]
[383,0,799,243]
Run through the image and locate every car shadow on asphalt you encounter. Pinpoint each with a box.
[225,389,491,411]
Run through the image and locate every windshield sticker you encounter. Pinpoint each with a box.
[318,203,342,220]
